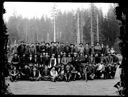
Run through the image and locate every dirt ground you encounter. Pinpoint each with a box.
[7,66,120,95]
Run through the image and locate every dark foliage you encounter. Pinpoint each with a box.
[0,1,12,95]
[115,2,128,96]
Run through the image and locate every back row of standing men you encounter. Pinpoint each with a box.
[9,41,115,59]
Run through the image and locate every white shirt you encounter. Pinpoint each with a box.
[110,49,115,54]
[50,70,58,77]
[97,64,103,71]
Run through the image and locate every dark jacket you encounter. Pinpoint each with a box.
[17,44,25,56]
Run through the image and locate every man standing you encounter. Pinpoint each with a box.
[84,43,91,56]
[40,41,46,54]
[17,41,26,58]
[78,43,85,55]
[50,42,57,57]
[64,42,71,57]
[101,43,107,55]
[70,44,76,57]
[94,42,102,55]
[45,43,50,55]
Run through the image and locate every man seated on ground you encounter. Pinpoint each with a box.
[95,61,105,79]
[20,65,30,80]
[71,66,78,81]
[64,63,73,82]
[43,65,50,81]
[50,67,58,82]
[9,66,20,82]
[58,65,65,81]
[29,65,41,81]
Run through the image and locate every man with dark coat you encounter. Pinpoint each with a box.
[72,52,80,73]
[45,53,50,67]
[70,44,76,57]
[71,66,78,81]
[20,65,30,80]
[56,42,61,57]
[33,54,40,67]
[9,66,19,82]
[101,43,107,55]
[56,54,61,71]
[35,42,40,55]
[40,41,46,54]
[27,54,34,72]
[50,42,57,57]
[29,66,41,81]
[94,53,101,64]
[11,53,20,70]
[43,53,50,77]
[17,41,26,58]
[60,43,65,56]
[64,42,71,57]
[39,53,45,67]
[58,65,65,81]
[78,53,86,78]
[20,53,27,69]
[45,43,50,55]
[24,43,30,57]
[90,45,95,55]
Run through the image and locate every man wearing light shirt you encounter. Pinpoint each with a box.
[50,67,58,82]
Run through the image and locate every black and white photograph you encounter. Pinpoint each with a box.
[1,2,125,95]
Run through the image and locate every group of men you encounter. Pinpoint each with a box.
[8,41,119,82]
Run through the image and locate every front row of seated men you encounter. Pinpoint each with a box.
[9,52,86,82]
